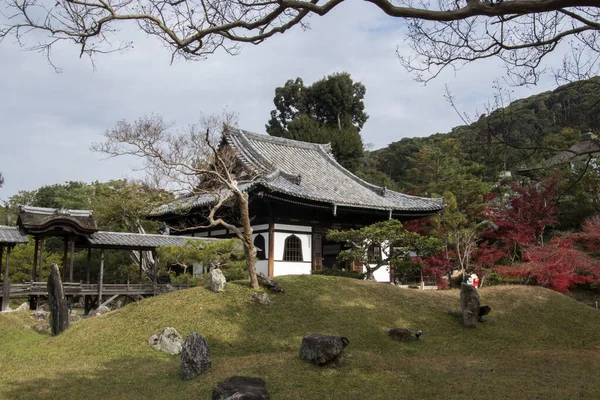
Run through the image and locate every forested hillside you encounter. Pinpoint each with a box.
[364,77,600,229]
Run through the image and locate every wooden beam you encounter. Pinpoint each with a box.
[86,247,92,284]
[138,250,143,282]
[2,246,11,311]
[68,239,75,283]
[62,237,69,282]
[38,238,45,281]
[151,249,158,295]
[98,249,105,304]
[32,237,39,282]
[268,222,275,278]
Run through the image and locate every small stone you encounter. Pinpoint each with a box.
[32,323,51,333]
[89,305,110,317]
[210,268,227,293]
[69,315,82,323]
[212,376,270,400]
[31,310,48,321]
[148,327,184,355]
[16,302,29,311]
[460,282,480,328]
[388,328,419,342]
[251,292,272,305]
[257,273,284,294]
[180,332,211,380]
[299,333,349,365]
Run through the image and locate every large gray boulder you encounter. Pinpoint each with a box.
[299,333,350,365]
[180,332,211,380]
[47,264,69,335]
[16,302,29,311]
[210,268,226,293]
[31,310,48,321]
[460,282,480,328]
[212,376,270,400]
[148,327,184,355]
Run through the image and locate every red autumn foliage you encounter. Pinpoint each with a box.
[472,241,504,269]
[575,216,600,256]
[419,251,453,289]
[484,177,558,259]
[403,217,431,235]
[494,236,600,293]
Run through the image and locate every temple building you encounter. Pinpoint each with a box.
[151,129,444,282]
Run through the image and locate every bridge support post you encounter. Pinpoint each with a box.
[38,238,45,282]
[32,238,39,282]
[2,246,11,312]
[98,249,104,305]
[69,239,75,283]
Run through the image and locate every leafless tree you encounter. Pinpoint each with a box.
[91,112,261,289]
[1,0,599,82]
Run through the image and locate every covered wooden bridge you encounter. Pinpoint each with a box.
[1,206,216,312]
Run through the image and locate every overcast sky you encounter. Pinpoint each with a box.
[0,2,560,200]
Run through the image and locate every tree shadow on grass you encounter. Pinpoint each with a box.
[2,355,215,400]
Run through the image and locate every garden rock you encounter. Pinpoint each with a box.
[31,310,48,321]
[388,328,422,342]
[16,302,29,311]
[460,282,480,328]
[212,376,270,400]
[210,268,226,293]
[180,332,211,380]
[299,333,350,365]
[32,323,51,333]
[257,273,284,294]
[47,264,69,335]
[89,305,110,317]
[148,327,184,355]
[251,292,272,305]
[69,315,82,323]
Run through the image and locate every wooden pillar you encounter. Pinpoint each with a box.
[69,239,75,283]
[38,238,45,281]
[62,237,69,282]
[151,249,158,295]
[2,246,11,311]
[98,249,104,304]
[138,250,143,282]
[32,238,39,282]
[86,248,92,284]
[268,222,275,278]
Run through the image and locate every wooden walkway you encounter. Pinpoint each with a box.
[6,282,169,297]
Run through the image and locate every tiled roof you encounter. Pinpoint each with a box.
[0,226,29,245]
[154,129,444,215]
[18,205,98,234]
[86,231,219,249]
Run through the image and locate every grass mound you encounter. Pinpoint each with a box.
[1,275,599,399]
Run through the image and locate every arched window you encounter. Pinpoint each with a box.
[283,235,303,262]
[254,234,266,260]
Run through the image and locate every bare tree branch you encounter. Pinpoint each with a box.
[1,0,599,83]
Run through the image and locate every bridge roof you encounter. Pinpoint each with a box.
[0,226,29,246]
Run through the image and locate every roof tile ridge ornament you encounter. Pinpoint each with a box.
[19,205,94,217]
[235,129,326,151]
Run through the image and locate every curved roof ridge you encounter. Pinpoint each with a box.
[233,129,332,152]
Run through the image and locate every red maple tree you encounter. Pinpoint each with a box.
[495,236,600,293]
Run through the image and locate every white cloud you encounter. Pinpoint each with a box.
[0,2,561,199]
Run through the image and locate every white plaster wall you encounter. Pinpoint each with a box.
[274,231,311,262]
[192,263,207,277]
[364,245,391,283]
[273,261,311,276]
[256,260,269,276]
[274,223,312,232]
[252,232,269,259]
